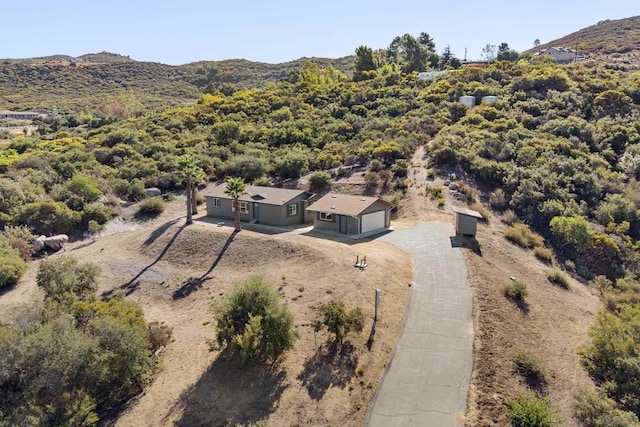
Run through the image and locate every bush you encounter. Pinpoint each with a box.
[1,225,36,260]
[364,171,380,187]
[65,175,103,202]
[470,203,491,223]
[502,209,519,225]
[252,176,270,187]
[489,188,508,210]
[137,197,165,216]
[36,256,101,303]
[315,300,365,342]
[512,349,546,383]
[589,275,613,296]
[0,246,27,288]
[504,223,544,249]
[506,394,559,427]
[547,268,569,289]
[573,388,640,426]
[369,159,383,172]
[457,182,476,203]
[428,185,443,199]
[437,197,446,207]
[147,321,173,352]
[504,280,528,302]
[534,247,553,264]
[309,171,331,190]
[382,190,404,207]
[214,275,298,365]
[16,201,81,235]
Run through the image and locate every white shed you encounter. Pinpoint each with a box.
[452,206,483,238]
[481,96,499,104]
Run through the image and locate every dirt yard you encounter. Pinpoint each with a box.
[1,198,411,426]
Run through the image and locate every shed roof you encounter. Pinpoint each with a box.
[306,193,392,216]
[201,184,311,206]
[452,206,483,219]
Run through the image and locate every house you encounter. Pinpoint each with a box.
[306,193,393,237]
[452,206,483,238]
[0,110,47,121]
[202,184,314,227]
[533,46,578,63]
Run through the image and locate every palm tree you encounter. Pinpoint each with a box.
[179,155,204,225]
[191,167,206,215]
[224,177,248,232]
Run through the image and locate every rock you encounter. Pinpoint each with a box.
[443,180,450,186]
[448,182,459,191]
[44,234,69,251]
[145,187,162,197]
[33,235,47,252]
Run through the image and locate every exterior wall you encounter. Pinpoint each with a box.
[360,200,392,228]
[312,212,340,232]
[456,214,478,237]
[206,194,311,226]
[347,216,359,234]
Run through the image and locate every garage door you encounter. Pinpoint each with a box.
[361,210,386,233]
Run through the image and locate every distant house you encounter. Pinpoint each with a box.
[202,184,314,227]
[533,46,578,63]
[0,110,46,121]
[306,193,393,237]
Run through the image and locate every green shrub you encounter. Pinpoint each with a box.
[470,203,490,223]
[316,300,365,343]
[573,388,639,427]
[16,201,81,235]
[502,209,519,225]
[504,280,528,302]
[489,188,508,210]
[214,275,298,364]
[437,197,446,207]
[369,159,383,172]
[309,171,331,190]
[1,225,36,260]
[36,256,101,303]
[512,349,546,383]
[506,394,559,427]
[0,246,27,288]
[137,197,165,216]
[564,259,576,272]
[252,176,270,187]
[364,171,380,187]
[429,185,443,199]
[534,247,553,264]
[65,175,103,202]
[504,223,544,249]
[457,182,476,203]
[382,190,403,207]
[82,203,113,227]
[547,268,569,289]
[147,321,173,352]
[589,275,613,296]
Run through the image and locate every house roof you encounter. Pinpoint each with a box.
[452,206,483,219]
[306,193,392,217]
[201,184,311,206]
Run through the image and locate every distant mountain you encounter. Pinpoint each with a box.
[528,15,640,57]
[0,53,354,111]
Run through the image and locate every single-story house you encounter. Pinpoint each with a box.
[306,193,393,237]
[202,184,314,227]
[452,206,483,238]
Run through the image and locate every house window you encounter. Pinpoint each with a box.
[319,212,333,221]
[232,201,249,214]
[288,203,297,216]
[212,198,220,208]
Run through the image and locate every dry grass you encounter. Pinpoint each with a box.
[504,223,544,249]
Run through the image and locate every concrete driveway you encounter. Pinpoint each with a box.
[366,223,473,426]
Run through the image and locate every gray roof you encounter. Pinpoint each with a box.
[306,193,392,216]
[202,184,311,206]
[452,206,483,219]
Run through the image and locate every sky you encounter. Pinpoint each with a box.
[2,0,638,65]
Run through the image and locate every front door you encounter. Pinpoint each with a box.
[339,215,347,234]
[253,203,259,220]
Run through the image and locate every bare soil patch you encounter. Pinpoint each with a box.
[0,195,411,426]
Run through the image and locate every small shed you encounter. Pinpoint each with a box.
[481,96,499,104]
[452,206,483,238]
[458,95,476,109]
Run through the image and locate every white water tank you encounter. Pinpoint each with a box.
[481,96,499,104]
[459,96,476,108]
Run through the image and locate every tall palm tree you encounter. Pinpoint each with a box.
[179,155,204,225]
[224,177,248,232]
[191,167,206,215]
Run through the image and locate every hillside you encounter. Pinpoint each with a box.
[0,53,354,111]
[529,15,640,57]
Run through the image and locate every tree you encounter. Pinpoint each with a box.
[316,300,365,343]
[36,256,101,304]
[497,42,519,62]
[534,39,541,47]
[418,32,436,52]
[178,154,204,225]
[481,44,497,61]
[0,245,26,289]
[387,33,432,73]
[214,275,298,364]
[224,177,249,232]
[353,45,377,81]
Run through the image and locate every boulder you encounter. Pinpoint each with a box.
[33,235,47,252]
[145,187,162,197]
[44,234,69,251]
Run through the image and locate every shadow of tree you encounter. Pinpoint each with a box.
[297,341,359,400]
[450,235,482,256]
[172,231,237,300]
[143,218,181,246]
[175,351,287,427]
[102,222,187,299]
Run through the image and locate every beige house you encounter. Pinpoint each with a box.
[534,46,577,63]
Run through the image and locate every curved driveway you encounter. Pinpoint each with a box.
[366,223,473,426]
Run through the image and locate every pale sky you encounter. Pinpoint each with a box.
[2,0,638,64]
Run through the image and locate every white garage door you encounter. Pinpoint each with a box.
[361,210,386,233]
